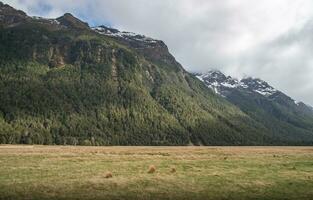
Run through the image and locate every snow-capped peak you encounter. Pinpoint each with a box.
[196,70,225,81]
[195,70,278,97]
[92,25,158,44]
[240,77,277,97]
[196,70,243,96]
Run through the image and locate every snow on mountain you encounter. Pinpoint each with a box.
[196,70,237,86]
[240,77,277,97]
[196,70,246,95]
[294,100,301,106]
[195,70,313,111]
[92,25,158,44]
[32,16,60,25]
[196,70,278,97]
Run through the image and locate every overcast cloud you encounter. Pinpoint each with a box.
[3,0,313,105]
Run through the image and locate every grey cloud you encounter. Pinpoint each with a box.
[236,21,313,104]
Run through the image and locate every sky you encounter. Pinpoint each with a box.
[3,0,313,105]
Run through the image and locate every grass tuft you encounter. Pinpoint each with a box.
[148,165,156,174]
[104,172,113,178]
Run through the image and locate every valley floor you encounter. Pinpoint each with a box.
[0,145,313,200]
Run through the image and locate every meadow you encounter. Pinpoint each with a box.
[0,145,312,200]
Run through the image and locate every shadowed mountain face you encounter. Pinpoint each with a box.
[0,2,312,145]
[0,2,28,25]
[196,70,313,144]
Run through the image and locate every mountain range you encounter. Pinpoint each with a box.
[0,2,312,145]
[196,70,313,144]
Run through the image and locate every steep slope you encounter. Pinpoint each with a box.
[0,2,278,146]
[196,70,313,144]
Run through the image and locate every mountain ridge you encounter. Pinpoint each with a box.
[196,70,313,143]
[196,70,312,107]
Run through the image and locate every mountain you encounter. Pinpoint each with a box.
[196,70,313,144]
[1,2,312,146]
[0,2,277,146]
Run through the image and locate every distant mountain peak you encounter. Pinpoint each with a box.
[207,70,227,79]
[92,25,159,44]
[196,70,280,97]
[56,13,89,29]
[0,2,26,16]
[196,70,243,95]
[195,70,313,139]
[0,1,28,25]
[195,70,313,111]
[91,25,180,68]
[241,77,277,97]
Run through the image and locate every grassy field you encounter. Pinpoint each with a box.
[0,146,313,200]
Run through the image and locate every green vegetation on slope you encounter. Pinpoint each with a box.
[226,89,313,144]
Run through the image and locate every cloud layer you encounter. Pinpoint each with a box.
[4,0,313,105]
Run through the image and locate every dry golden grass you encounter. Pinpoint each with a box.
[0,145,313,200]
